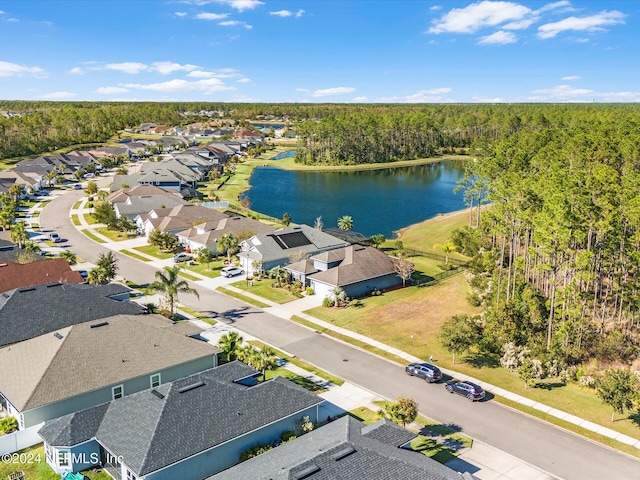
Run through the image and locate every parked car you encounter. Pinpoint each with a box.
[445,381,485,402]
[405,362,442,383]
[48,232,63,243]
[73,183,83,190]
[220,266,245,277]
[173,253,192,263]
[77,270,88,282]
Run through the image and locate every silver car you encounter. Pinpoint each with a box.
[405,362,442,383]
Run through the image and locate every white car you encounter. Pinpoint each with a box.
[220,266,244,277]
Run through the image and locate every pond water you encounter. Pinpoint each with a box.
[270,150,296,160]
[243,160,467,238]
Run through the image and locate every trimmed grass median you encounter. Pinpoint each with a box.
[216,287,270,308]
[121,249,151,262]
[80,229,106,243]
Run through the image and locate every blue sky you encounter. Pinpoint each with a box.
[1,0,638,102]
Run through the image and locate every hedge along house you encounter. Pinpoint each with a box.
[39,362,323,480]
[0,314,219,430]
[237,225,349,276]
[285,244,404,300]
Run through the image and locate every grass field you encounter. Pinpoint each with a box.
[232,278,301,304]
[121,249,151,262]
[216,286,271,308]
[80,229,106,243]
[133,244,173,259]
[96,228,136,242]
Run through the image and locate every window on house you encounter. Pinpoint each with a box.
[126,468,138,480]
[112,385,124,400]
[58,450,69,467]
[150,373,161,388]
[45,444,53,464]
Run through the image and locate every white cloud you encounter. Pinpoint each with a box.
[537,10,625,39]
[311,87,356,97]
[187,70,215,78]
[0,10,5,14]
[537,1,572,13]
[405,88,453,102]
[175,11,188,17]
[430,6,442,11]
[122,78,234,94]
[0,60,45,77]
[561,75,580,81]
[195,12,229,20]
[471,95,505,102]
[270,10,293,17]
[68,67,84,75]
[296,9,305,18]
[186,0,263,11]
[429,1,532,34]
[218,20,252,28]
[151,61,199,74]
[237,77,250,83]
[94,86,130,94]
[41,91,76,99]
[187,68,242,79]
[105,62,149,74]
[530,84,640,102]
[478,30,517,44]
[352,96,368,102]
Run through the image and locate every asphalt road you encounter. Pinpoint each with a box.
[41,186,640,480]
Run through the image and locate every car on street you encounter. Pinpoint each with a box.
[73,183,83,190]
[405,362,442,383]
[77,270,88,282]
[173,253,193,263]
[220,266,244,277]
[48,232,63,243]
[445,381,485,402]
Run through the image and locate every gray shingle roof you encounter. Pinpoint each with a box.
[209,416,466,480]
[0,282,144,347]
[0,314,219,410]
[40,362,323,477]
[240,225,349,264]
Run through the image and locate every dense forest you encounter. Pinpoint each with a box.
[453,109,640,367]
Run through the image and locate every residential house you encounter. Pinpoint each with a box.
[136,204,227,238]
[0,314,219,430]
[0,258,83,293]
[0,282,144,348]
[210,415,473,480]
[176,216,275,255]
[107,184,184,204]
[0,231,45,263]
[0,170,42,193]
[88,146,132,159]
[14,154,87,183]
[112,195,189,220]
[38,361,322,479]
[285,245,403,299]
[237,225,349,275]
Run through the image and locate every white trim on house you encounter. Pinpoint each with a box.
[112,385,124,400]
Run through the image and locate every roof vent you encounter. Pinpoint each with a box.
[47,282,62,288]
[18,287,36,293]
[177,380,205,393]
[90,321,109,329]
[151,389,165,400]
[53,332,64,340]
[331,446,356,461]
[292,464,321,480]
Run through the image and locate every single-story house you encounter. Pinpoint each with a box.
[0,314,219,430]
[0,258,83,293]
[113,195,189,220]
[0,282,144,348]
[176,216,275,255]
[238,225,349,275]
[135,204,227,238]
[107,184,184,204]
[285,244,403,299]
[209,415,473,480]
[39,361,323,479]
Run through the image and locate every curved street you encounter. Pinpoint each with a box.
[40,185,640,480]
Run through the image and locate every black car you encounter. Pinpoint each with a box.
[445,381,485,402]
[405,362,442,383]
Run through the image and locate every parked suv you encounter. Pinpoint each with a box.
[48,232,63,243]
[445,381,485,402]
[220,266,245,277]
[405,362,442,383]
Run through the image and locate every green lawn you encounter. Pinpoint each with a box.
[96,227,137,242]
[232,278,301,304]
[133,244,173,259]
[348,406,380,425]
[0,445,111,480]
[183,260,225,278]
[121,249,151,261]
[250,340,344,386]
[216,286,271,308]
[178,306,217,325]
[80,228,107,243]
[71,214,81,226]
[163,266,201,281]
[265,368,328,393]
[84,213,98,225]
[72,200,83,209]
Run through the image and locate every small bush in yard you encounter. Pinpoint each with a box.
[322,297,334,308]
[0,416,18,434]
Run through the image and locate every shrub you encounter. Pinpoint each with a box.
[0,416,18,434]
[322,297,334,308]
[280,430,296,443]
[579,375,597,388]
[467,292,482,307]
[239,442,273,462]
[305,286,314,295]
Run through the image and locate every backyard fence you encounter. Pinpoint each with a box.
[401,247,469,267]
[0,423,44,454]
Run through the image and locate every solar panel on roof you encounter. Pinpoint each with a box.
[277,232,312,249]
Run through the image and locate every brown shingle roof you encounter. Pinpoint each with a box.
[0,258,83,293]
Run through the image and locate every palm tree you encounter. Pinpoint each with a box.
[218,233,239,264]
[218,331,244,363]
[433,240,456,265]
[331,286,345,307]
[10,221,28,249]
[59,250,78,266]
[337,215,353,231]
[9,184,25,203]
[269,266,290,286]
[250,346,278,381]
[148,266,199,318]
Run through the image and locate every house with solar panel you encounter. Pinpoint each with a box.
[38,362,323,480]
[237,225,349,275]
